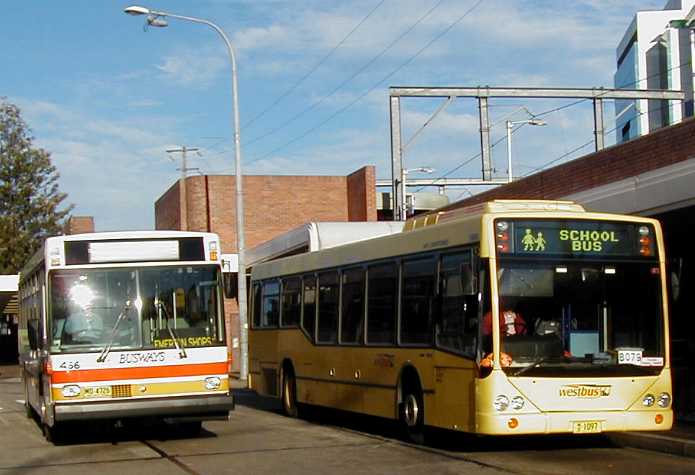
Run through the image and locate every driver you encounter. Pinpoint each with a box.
[482,307,527,337]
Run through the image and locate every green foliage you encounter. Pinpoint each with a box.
[0,98,73,274]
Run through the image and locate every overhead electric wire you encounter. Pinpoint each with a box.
[243,0,447,148]
[416,60,692,191]
[522,100,678,176]
[247,0,485,164]
[242,0,386,130]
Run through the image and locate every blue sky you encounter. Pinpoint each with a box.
[1,0,664,230]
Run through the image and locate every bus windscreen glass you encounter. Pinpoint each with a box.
[49,265,223,353]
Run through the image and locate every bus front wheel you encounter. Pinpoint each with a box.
[400,386,425,444]
[281,367,298,418]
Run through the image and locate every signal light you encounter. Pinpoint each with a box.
[507,418,519,429]
[655,414,664,424]
[497,242,510,253]
[639,246,652,256]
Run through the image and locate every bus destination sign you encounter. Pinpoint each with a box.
[508,220,649,257]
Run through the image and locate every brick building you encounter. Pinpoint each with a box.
[154,166,378,374]
[442,117,695,422]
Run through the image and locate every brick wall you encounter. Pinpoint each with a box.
[154,167,377,375]
[443,116,695,210]
[154,183,181,230]
[65,216,94,235]
[347,166,377,221]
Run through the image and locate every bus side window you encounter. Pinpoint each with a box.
[281,277,301,327]
[436,251,478,356]
[302,275,316,340]
[252,283,262,328]
[401,257,436,345]
[261,280,280,328]
[367,262,397,344]
[317,271,339,344]
[340,267,365,344]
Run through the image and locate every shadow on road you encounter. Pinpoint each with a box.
[233,388,617,454]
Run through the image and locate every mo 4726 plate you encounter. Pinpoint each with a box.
[82,386,112,398]
[572,420,602,434]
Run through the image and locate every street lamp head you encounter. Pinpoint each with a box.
[528,119,546,126]
[147,16,169,27]
[124,5,150,16]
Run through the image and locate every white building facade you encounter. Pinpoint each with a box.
[615,0,695,143]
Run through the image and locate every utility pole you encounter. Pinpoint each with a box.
[166,146,200,231]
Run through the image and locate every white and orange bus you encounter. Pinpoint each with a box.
[18,231,234,441]
[249,200,672,441]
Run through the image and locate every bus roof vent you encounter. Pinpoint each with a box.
[484,200,585,213]
[403,200,586,232]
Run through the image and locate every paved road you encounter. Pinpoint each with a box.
[0,370,693,474]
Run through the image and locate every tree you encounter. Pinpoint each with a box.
[0,98,73,274]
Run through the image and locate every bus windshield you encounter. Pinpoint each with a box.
[49,265,223,353]
[495,259,664,376]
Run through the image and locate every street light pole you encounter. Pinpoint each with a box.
[399,167,433,220]
[505,119,546,183]
[125,6,249,382]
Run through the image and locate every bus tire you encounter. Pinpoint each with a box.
[400,381,425,445]
[43,422,62,444]
[281,366,298,418]
[179,421,202,437]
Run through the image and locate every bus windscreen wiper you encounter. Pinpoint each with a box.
[155,299,187,359]
[97,300,132,363]
[512,355,551,377]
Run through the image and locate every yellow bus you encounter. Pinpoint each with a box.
[19,231,234,441]
[248,200,672,440]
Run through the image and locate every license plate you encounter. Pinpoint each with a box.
[82,386,112,398]
[573,420,602,434]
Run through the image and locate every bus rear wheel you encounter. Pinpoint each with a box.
[400,387,425,444]
[281,368,298,418]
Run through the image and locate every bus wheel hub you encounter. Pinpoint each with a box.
[404,394,419,427]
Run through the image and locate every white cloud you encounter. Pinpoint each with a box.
[156,50,227,87]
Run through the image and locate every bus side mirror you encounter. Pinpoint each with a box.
[223,272,238,300]
[27,320,39,351]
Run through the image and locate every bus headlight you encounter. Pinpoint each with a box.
[493,395,509,412]
[61,385,81,398]
[205,377,221,390]
[657,392,671,408]
[511,396,525,410]
[642,394,655,407]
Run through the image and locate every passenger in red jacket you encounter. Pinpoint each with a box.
[482,308,527,337]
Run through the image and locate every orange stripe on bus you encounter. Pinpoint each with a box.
[51,362,228,384]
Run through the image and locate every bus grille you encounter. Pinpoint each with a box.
[111,385,132,398]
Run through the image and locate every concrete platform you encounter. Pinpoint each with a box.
[608,424,695,458]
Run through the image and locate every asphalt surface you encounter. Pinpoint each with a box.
[0,366,693,474]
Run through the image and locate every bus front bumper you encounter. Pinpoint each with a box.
[476,409,673,435]
[54,393,235,422]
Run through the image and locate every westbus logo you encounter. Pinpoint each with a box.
[559,384,611,398]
